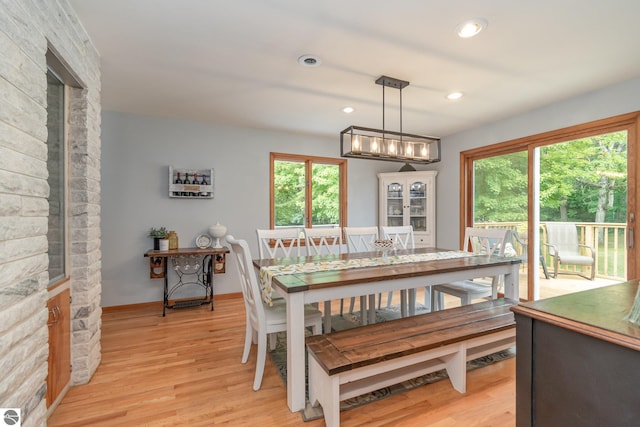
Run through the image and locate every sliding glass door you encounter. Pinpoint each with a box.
[463,113,638,301]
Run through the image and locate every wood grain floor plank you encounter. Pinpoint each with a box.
[48,294,515,426]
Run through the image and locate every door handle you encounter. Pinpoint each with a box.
[629,227,634,248]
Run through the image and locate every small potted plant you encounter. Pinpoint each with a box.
[149,227,169,250]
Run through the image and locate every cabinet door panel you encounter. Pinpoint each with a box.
[378,171,437,247]
[47,288,71,407]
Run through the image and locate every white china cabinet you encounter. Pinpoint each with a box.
[378,171,437,248]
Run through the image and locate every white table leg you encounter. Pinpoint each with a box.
[286,292,306,412]
[503,263,520,301]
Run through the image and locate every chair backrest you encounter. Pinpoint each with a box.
[304,227,343,256]
[256,228,301,259]
[545,222,580,254]
[462,227,511,256]
[381,225,415,249]
[343,226,379,253]
[226,235,265,331]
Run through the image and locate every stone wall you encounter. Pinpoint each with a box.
[0,1,101,426]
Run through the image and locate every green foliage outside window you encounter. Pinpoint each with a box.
[274,160,340,227]
[474,131,627,224]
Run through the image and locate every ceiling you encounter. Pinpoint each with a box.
[69,0,640,139]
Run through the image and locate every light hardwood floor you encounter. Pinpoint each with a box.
[48,294,516,426]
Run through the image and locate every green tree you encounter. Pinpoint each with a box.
[274,161,305,226]
[273,161,340,227]
[540,132,627,222]
[474,151,528,222]
[311,164,340,225]
[474,131,627,224]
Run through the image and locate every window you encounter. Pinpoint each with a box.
[46,47,81,287]
[270,153,347,229]
[46,67,67,285]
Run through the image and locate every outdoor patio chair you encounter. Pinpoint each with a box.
[543,222,595,280]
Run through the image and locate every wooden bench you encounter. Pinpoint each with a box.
[306,298,517,427]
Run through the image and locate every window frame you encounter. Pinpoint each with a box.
[270,152,347,230]
[46,47,81,289]
[46,66,69,288]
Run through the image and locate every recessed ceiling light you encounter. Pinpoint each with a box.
[447,92,464,100]
[456,18,488,38]
[297,54,321,67]
[342,106,355,114]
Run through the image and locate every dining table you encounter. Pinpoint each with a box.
[253,246,521,412]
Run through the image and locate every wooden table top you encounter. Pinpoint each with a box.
[512,280,640,351]
[253,247,521,294]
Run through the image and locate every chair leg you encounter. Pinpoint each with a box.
[386,291,393,308]
[339,299,344,316]
[540,254,550,279]
[423,286,431,310]
[268,332,277,351]
[312,319,322,335]
[430,288,445,311]
[323,300,332,333]
[349,297,356,313]
[254,332,267,391]
[359,296,368,325]
[242,323,253,364]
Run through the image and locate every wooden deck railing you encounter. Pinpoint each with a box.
[475,221,627,281]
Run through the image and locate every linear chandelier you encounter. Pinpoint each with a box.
[340,76,441,167]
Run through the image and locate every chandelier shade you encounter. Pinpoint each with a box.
[340,75,441,166]
[340,125,441,164]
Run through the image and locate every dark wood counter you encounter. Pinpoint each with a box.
[511,280,640,427]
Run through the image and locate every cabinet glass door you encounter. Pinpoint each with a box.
[409,181,427,231]
[386,182,404,227]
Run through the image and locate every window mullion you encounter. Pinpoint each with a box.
[305,160,313,228]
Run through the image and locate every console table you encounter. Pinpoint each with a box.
[144,247,230,316]
[511,280,640,427]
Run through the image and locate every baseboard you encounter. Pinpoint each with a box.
[101,292,242,312]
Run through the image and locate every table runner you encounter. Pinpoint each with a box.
[258,251,474,304]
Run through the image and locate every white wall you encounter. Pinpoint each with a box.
[102,76,640,308]
[100,111,410,306]
[433,76,640,251]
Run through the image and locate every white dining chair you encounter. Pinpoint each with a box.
[342,226,379,323]
[431,227,512,311]
[304,227,343,256]
[256,228,301,259]
[304,227,343,332]
[381,225,415,309]
[227,235,322,391]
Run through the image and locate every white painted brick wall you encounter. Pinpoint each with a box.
[0,1,102,425]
